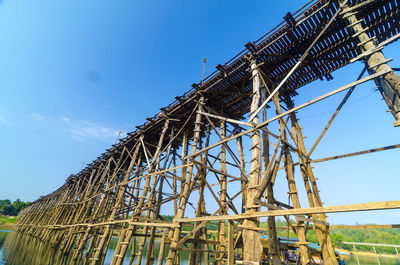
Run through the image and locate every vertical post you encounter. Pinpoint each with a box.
[228,221,235,265]
[242,60,263,263]
[145,125,174,265]
[353,244,360,265]
[189,128,208,265]
[285,97,337,265]
[261,84,281,265]
[198,127,211,264]
[373,246,381,265]
[157,236,166,265]
[172,149,178,216]
[218,119,227,264]
[165,97,204,265]
[282,143,311,265]
[341,0,400,126]
[259,76,311,264]
[236,136,247,214]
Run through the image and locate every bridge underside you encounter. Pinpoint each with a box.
[5,0,400,264]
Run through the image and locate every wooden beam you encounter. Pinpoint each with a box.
[176,200,400,222]
[312,144,400,163]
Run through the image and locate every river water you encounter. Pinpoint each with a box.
[0,230,192,265]
[1,230,400,264]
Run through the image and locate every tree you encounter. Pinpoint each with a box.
[0,199,30,216]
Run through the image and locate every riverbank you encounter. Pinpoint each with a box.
[0,224,13,230]
[0,216,16,231]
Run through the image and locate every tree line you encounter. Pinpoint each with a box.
[0,199,30,216]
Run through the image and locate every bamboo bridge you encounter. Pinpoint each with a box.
[4,0,400,264]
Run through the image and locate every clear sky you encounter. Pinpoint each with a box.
[0,0,399,225]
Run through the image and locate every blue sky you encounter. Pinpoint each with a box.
[0,0,399,225]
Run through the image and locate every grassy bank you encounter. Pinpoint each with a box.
[0,215,16,230]
[263,219,400,255]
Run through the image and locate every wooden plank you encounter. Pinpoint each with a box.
[176,200,400,222]
[311,144,400,163]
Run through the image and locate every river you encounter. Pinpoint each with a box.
[1,230,400,264]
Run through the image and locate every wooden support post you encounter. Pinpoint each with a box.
[242,60,263,263]
[157,236,166,265]
[113,121,169,265]
[192,127,210,265]
[236,136,247,214]
[228,221,234,265]
[285,97,337,265]
[189,129,205,265]
[260,86,281,265]
[172,148,178,216]
[90,141,142,265]
[282,131,311,264]
[165,97,204,265]
[341,0,400,125]
[145,124,173,265]
[218,119,227,264]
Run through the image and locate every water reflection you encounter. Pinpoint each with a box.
[0,230,10,265]
[1,231,194,265]
[345,255,400,265]
[2,230,400,265]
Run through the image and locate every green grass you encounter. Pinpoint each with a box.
[265,219,400,255]
[0,215,17,230]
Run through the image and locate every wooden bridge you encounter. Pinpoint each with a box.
[5,0,400,264]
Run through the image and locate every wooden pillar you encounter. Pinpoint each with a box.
[189,130,204,265]
[137,122,171,265]
[228,221,235,265]
[145,124,174,265]
[285,97,337,265]
[91,141,142,265]
[282,142,312,265]
[242,60,263,263]
[218,120,227,264]
[165,96,204,265]
[236,136,247,215]
[190,127,210,265]
[341,1,400,126]
[258,86,312,264]
[260,87,281,265]
[112,122,169,265]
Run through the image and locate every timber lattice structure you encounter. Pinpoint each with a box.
[5,0,400,264]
